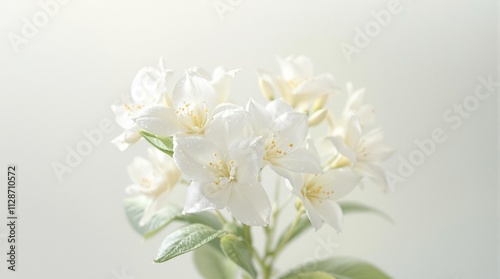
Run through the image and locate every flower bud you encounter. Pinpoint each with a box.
[259,77,275,101]
[308,108,328,126]
[312,94,329,112]
[164,93,173,108]
[295,199,304,211]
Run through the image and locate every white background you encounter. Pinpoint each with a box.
[0,0,498,278]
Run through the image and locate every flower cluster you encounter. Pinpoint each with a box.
[113,56,393,231]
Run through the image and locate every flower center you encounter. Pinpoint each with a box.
[175,102,210,133]
[264,136,294,160]
[206,153,237,190]
[123,103,145,113]
[302,179,334,203]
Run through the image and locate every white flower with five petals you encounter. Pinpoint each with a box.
[174,108,271,226]
[126,147,181,226]
[291,169,361,231]
[192,66,240,104]
[328,83,376,133]
[246,99,322,183]
[258,56,337,111]
[111,58,173,150]
[133,70,219,137]
[327,114,394,191]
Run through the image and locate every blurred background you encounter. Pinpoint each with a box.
[0,0,498,278]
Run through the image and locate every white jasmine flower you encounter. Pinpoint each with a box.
[343,82,375,127]
[133,70,218,137]
[126,148,181,226]
[192,66,240,104]
[328,83,376,132]
[327,114,394,190]
[246,99,322,183]
[174,108,271,226]
[112,58,173,150]
[257,56,337,111]
[291,169,361,231]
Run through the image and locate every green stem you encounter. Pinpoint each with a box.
[242,224,252,246]
[273,208,305,257]
[215,210,227,225]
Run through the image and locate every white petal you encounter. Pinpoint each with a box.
[112,128,142,151]
[246,99,272,134]
[269,148,322,174]
[127,157,154,184]
[111,100,136,129]
[257,70,283,99]
[183,179,231,214]
[228,138,264,184]
[265,99,293,119]
[305,138,321,163]
[211,67,240,103]
[316,170,361,200]
[344,113,362,148]
[272,112,308,150]
[355,163,389,191]
[226,182,271,226]
[359,129,394,162]
[190,67,211,80]
[277,55,314,81]
[133,106,183,137]
[280,166,307,194]
[293,73,336,96]
[214,103,245,115]
[173,135,222,181]
[173,70,217,113]
[269,165,296,186]
[313,200,343,232]
[346,87,366,110]
[302,197,324,231]
[205,107,250,149]
[140,192,169,226]
[326,136,357,166]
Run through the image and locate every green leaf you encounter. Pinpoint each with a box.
[139,130,174,157]
[124,197,181,239]
[220,234,257,279]
[193,244,238,279]
[155,224,225,263]
[339,202,394,223]
[279,257,392,279]
[281,271,336,279]
[124,197,223,239]
[276,216,311,247]
[179,211,223,230]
